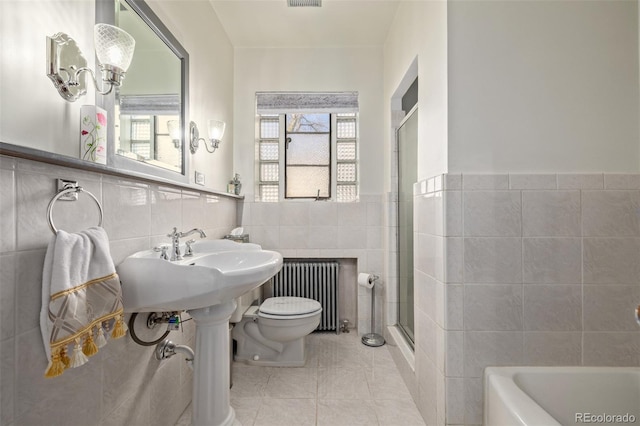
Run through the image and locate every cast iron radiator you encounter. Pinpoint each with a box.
[269,260,339,333]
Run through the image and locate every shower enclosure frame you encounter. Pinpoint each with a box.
[395,104,418,349]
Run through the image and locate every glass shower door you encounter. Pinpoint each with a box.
[397,107,417,346]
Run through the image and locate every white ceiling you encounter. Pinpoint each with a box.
[208,0,401,48]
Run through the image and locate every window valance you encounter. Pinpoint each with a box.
[256,91,359,114]
[119,94,181,115]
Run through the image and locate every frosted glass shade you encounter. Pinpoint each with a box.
[208,120,226,141]
[94,24,136,72]
[167,120,181,140]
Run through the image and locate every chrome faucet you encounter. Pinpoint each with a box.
[167,227,207,261]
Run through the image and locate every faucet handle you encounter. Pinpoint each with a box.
[167,227,179,238]
[184,239,196,257]
[154,245,170,260]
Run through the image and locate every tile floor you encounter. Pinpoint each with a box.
[176,332,425,425]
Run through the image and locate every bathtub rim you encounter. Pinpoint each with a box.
[484,366,560,426]
[483,366,640,426]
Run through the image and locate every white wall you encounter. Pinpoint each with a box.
[233,47,385,196]
[383,1,449,183]
[447,0,640,173]
[0,0,235,191]
[0,0,96,155]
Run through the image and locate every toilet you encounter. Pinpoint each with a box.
[232,296,322,367]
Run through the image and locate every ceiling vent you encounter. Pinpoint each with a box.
[287,0,322,7]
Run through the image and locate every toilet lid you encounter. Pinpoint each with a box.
[259,297,322,316]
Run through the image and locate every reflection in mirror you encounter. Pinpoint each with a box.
[113,0,184,174]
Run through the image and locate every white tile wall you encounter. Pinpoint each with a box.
[409,175,447,424]
[522,238,582,283]
[582,190,640,236]
[557,173,604,189]
[0,155,238,426]
[462,191,522,237]
[522,190,582,236]
[604,174,640,189]
[408,172,640,426]
[523,332,582,365]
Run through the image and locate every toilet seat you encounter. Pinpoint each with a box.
[259,297,322,320]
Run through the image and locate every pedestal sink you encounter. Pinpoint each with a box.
[117,239,283,426]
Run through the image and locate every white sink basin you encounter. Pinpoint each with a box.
[117,239,283,312]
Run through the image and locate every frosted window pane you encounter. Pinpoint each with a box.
[260,142,279,160]
[336,119,356,138]
[337,142,356,160]
[337,163,356,182]
[286,114,330,133]
[337,185,357,202]
[260,185,279,202]
[260,163,279,181]
[286,134,329,165]
[130,142,150,159]
[261,119,279,139]
[286,167,329,198]
[131,121,151,141]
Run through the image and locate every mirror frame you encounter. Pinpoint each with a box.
[96,0,190,184]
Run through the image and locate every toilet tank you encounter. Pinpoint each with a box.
[230,286,262,323]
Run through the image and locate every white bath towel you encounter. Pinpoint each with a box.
[40,226,126,378]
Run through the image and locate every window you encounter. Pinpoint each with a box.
[257,112,358,202]
[129,116,153,159]
[285,113,330,199]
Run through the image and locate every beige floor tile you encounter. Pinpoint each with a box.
[372,346,397,369]
[317,367,372,400]
[254,398,317,426]
[264,367,318,399]
[366,367,413,400]
[231,365,270,399]
[317,399,379,425]
[231,397,262,426]
[373,399,426,425]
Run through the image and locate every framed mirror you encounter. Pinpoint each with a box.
[97,0,190,183]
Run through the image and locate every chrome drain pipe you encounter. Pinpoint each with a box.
[155,339,194,370]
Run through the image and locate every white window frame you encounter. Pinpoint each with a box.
[256,112,359,202]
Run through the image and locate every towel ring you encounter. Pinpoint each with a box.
[47,186,103,234]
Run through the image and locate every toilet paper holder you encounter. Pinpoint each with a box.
[360,273,385,347]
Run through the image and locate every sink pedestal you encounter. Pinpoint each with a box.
[188,300,237,426]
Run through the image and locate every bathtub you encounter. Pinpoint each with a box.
[484,366,640,426]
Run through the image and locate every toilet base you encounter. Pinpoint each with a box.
[233,318,310,367]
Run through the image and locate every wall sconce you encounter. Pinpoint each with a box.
[167,120,181,149]
[47,24,136,102]
[189,120,226,154]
